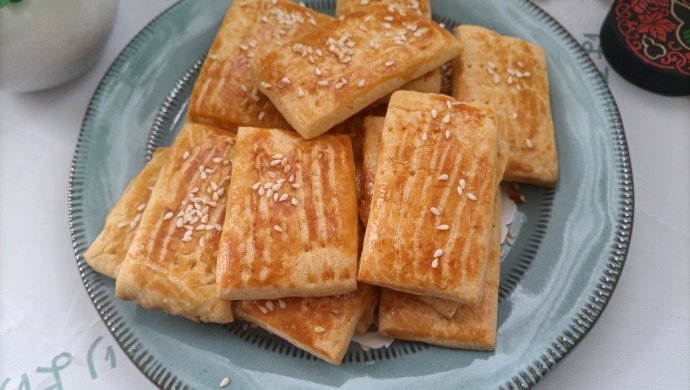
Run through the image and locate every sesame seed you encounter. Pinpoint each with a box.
[358,79,366,88]
[137,203,146,211]
[176,219,184,228]
[512,112,518,120]
[219,377,231,388]
[385,60,395,67]
[209,54,219,60]
[315,67,322,76]
[283,164,291,173]
[488,61,496,69]
[431,109,438,118]
[277,178,286,184]
[240,84,248,93]
[421,132,428,141]
[265,301,274,311]
[459,179,466,189]
[279,193,289,202]
[260,81,272,89]
[297,87,305,97]
[281,76,291,84]
[431,258,439,268]
[314,326,326,333]
[258,187,266,196]
[437,224,449,230]
[163,212,174,221]
[117,222,128,228]
[526,138,534,148]
[493,74,501,83]
[291,197,299,206]
[182,151,190,160]
[445,130,451,140]
[317,80,329,86]
[270,160,281,167]
[214,224,222,231]
[438,174,449,181]
[273,192,279,202]
[199,237,205,247]
[457,186,463,196]
[524,71,531,77]
[288,174,295,182]
[213,157,223,164]
[280,157,288,166]
[442,114,451,124]
[274,225,283,233]
[446,100,452,109]
[433,249,444,258]
[267,171,277,178]
[201,171,208,180]
[430,207,440,216]
[252,182,261,190]
[278,299,286,309]
[259,306,268,314]
[292,183,302,189]
[267,188,274,198]
[272,183,282,191]
[258,111,266,121]
[517,61,524,68]
[467,193,478,201]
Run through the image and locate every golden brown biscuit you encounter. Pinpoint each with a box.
[359,115,384,224]
[188,0,332,130]
[217,127,359,300]
[452,25,558,186]
[235,283,378,365]
[115,123,235,324]
[84,148,170,279]
[336,0,441,103]
[378,191,502,349]
[358,91,498,304]
[252,3,462,139]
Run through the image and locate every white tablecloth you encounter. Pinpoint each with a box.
[1,1,688,389]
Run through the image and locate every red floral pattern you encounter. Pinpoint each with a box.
[637,11,676,41]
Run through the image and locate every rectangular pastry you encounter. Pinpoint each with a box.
[251,3,462,139]
[359,115,384,225]
[84,148,170,279]
[188,0,332,130]
[358,91,498,304]
[235,283,377,365]
[377,190,502,350]
[336,0,442,104]
[216,127,359,300]
[115,123,235,324]
[452,25,558,186]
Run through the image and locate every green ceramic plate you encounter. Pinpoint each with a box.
[69,1,633,388]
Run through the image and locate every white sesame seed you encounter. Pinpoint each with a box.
[281,76,291,84]
[467,193,478,201]
[270,160,281,167]
[265,301,274,311]
[457,186,463,196]
[279,193,289,202]
[297,87,305,97]
[213,157,223,164]
[274,225,283,233]
[442,114,451,124]
[201,171,208,180]
[288,174,295,182]
[317,80,329,86]
[258,187,266,196]
[267,171,277,178]
[526,138,534,148]
[445,130,451,140]
[358,79,366,88]
[117,222,128,228]
[431,258,439,268]
[136,203,146,211]
[437,224,449,230]
[240,84,248,93]
[214,224,222,231]
[219,377,230,388]
[421,132,428,141]
[163,212,174,221]
[284,164,291,173]
[385,60,395,67]
[433,249,444,258]
[267,188,274,198]
[431,109,438,118]
[259,306,268,314]
[182,151,190,160]
[512,112,518,120]
[271,183,282,191]
[176,218,184,228]
[446,100,452,109]
[258,111,266,121]
[523,71,531,77]
[488,61,496,69]
[315,67,322,76]
[314,326,325,333]
[438,174,449,181]
[199,237,205,247]
[430,207,440,216]
[276,178,286,184]
[252,182,261,190]
[517,61,524,68]
[459,179,466,189]
[273,192,279,202]
[292,183,302,189]
[291,197,299,206]
[493,74,501,83]
[223,160,230,165]
[278,299,286,309]
[209,54,219,60]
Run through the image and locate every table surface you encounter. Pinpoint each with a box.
[1,1,689,389]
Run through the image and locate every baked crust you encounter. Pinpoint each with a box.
[188,0,332,130]
[84,148,170,279]
[252,3,462,139]
[115,123,235,323]
[452,25,558,186]
[336,0,431,19]
[217,127,359,300]
[377,191,502,349]
[235,283,377,365]
[358,91,498,304]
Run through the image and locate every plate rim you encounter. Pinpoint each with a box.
[67,1,634,389]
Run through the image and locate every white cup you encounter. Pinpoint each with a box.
[0,0,119,92]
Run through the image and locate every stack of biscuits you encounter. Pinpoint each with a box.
[85,0,558,365]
